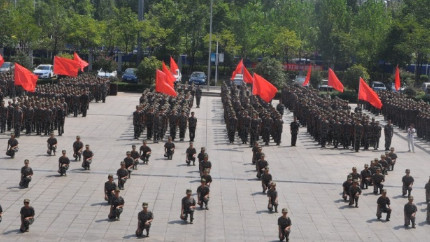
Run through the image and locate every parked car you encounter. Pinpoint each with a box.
[121,68,138,83]
[390,83,405,92]
[188,71,207,85]
[371,81,387,91]
[0,62,14,73]
[232,74,244,86]
[292,76,306,86]
[318,79,333,91]
[421,82,430,91]
[97,69,117,78]
[173,69,182,83]
[33,64,54,79]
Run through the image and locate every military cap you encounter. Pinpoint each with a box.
[76,136,80,139]
[347,175,352,179]
[282,208,288,213]
[353,179,358,183]
[201,178,206,183]
[405,169,410,173]
[62,150,66,153]
[374,158,379,161]
[382,189,387,193]
[24,199,30,203]
[352,167,357,170]
[132,145,136,148]
[24,159,29,164]
[115,188,120,192]
[186,189,192,194]
[85,144,90,147]
[203,153,208,158]
[364,164,369,167]
[271,182,276,186]
[408,196,414,200]
[108,174,113,178]
[126,151,131,154]
[261,153,265,157]
[120,161,125,165]
[142,202,148,207]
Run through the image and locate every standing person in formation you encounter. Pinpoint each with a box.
[195,85,202,108]
[0,202,2,223]
[136,202,154,238]
[402,169,414,198]
[139,141,151,165]
[404,196,417,228]
[376,189,391,221]
[19,159,33,189]
[73,136,83,161]
[407,124,416,153]
[188,112,197,142]
[108,188,124,221]
[186,142,196,166]
[82,144,94,170]
[290,117,300,147]
[197,179,210,210]
[117,162,129,190]
[384,120,394,151]
[131,145,140,169]
[181,189,196,224]
[164,136,175,160]
[6,133,19,159]
[58,150,70,176]
[104,174,117,205]
[179,110,187,141]
[278,208,292,242]
[425,177,430,203]
[20,199,35,233]
[46,132,57,156]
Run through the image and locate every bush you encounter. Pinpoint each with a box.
[310,70,322,88]
[343,64,370,91]
[136,56,162,87]
[93,56,117,72]
[57,53,74,59]
[403,87,417,98]
[11,51,33,69]
[255,57,286,88]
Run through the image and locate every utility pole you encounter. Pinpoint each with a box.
[137,0,144,64]
[206,0,213,91]
[215,40,219,86]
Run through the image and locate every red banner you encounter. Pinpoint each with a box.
[283,63,322,71]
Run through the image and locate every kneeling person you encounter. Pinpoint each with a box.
[136,202,154,238]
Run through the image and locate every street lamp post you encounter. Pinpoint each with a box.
[206,0,213,91]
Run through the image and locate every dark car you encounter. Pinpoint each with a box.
[188,71,207,85]
[122,68,138,83]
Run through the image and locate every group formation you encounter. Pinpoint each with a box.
[221,83,283,146]
[250,143,292,241]
[0,74,111,138]
[342,147,430,227]
[133,84,200,142]
[281,85,395,151]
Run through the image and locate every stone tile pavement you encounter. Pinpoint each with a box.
[0,92,429,241]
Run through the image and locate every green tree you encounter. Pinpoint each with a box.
[113,7,140,53]
[137,56,162,86]
[344,64,370,91]
[255,57,286,88]
[272,28,301,62]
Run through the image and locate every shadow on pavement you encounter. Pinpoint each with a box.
[2,229,21,235]
[168,220,187,225]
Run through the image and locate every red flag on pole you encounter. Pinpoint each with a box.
[395,65,401,91]
[0,54,4,67]
[243,67,253,84]
[303,64,312,86]
[54,56,80,77]
[156,70,177,97]
[252,73,278,103]
[169,56,179,74]
[73,52,89,72]
[231,59,244,80]
[358,77,382,109]
[14,63,38,92]
[328,68,344,92]
[162,61,175,87]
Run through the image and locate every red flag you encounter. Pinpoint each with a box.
[54,56,80,77]
[170,56,179,74]
[243,67,253,84]
[14,63,38,92]
[231,59,244,80]
[0,54,4,67]
[328,68,344,92]
[162,61,175,87]
[73,52,89,72]
[395,65,400,91]
[358,77,382,109]
[252,73,278,103]
[303,65,311,86]
[156,70,177,97]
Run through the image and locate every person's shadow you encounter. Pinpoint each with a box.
[168,220,187,225]
[2,229,21,235]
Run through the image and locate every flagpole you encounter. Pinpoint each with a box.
[206,0,213,91]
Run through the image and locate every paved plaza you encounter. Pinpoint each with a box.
[0,92,430,241]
